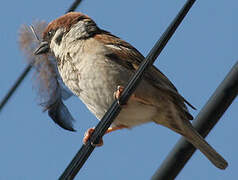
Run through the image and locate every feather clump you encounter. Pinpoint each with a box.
[18,21,76,131]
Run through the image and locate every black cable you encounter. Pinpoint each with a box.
[151,61,238,180]
[0,65,31,112]
[0,0,83,112]
[67,0,83,12]
[59,1,196,179]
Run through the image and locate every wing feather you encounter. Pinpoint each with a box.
[94,31,195,120]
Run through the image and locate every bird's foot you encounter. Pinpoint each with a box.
[83,125,128,146]
[114,85,124,102]
[113,85,150,106]
[83,128,104,146]
[114,85,131,106]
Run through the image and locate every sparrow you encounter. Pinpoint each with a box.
[34,12,228,169]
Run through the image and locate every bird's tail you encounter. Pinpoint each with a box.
[182,120,228,169]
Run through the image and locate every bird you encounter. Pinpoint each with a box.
[34,12,228,169]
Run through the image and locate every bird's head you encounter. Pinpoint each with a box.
[34,12,99,55]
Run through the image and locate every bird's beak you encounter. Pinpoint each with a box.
[34,41,49,55]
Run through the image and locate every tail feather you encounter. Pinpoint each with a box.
[182,120,228,169]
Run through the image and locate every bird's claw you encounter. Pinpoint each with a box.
[114,85,127,106]
[83,128,103,147]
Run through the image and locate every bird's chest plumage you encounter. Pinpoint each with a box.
[56,42,128,113]
[56,40,157,127]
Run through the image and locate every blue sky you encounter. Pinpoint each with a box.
[0,0,237,179]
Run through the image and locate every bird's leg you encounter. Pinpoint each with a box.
[83,125,127,146]
[114,85,126,105]
[105,125,128,134]
[114,85,137,105]
[114,85,153,106]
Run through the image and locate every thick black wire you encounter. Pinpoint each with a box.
[151,61,238,180]
[0,0,83,112]
[59,1,196,179]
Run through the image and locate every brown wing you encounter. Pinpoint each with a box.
[94,31,178,89]
[94,31,195,119]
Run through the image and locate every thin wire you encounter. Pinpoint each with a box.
[67,0,82,12]
[59,0,196,179]
[0,0,83,113]
[30,25,40,42]
[0,65,31,112]
[151,61,238,180]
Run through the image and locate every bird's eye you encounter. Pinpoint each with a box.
[47,31,52,37]
[47,30,54,39]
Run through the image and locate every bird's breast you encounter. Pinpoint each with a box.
[57,41,157,128]
[58,47,133,118]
